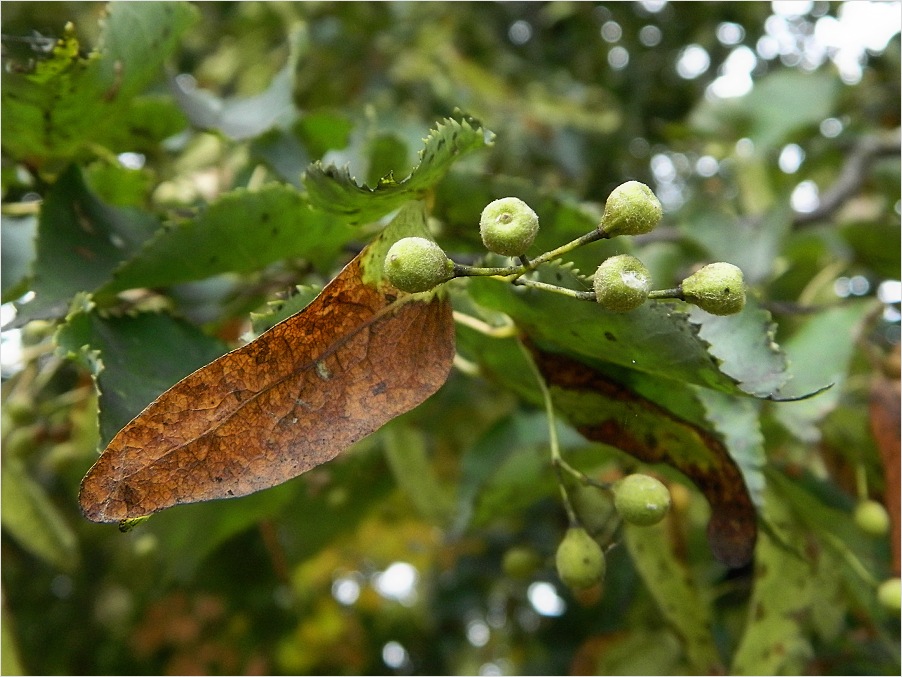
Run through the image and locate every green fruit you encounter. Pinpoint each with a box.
[570,484,614,535]
[598,181,663,237]
[479,197,539,257]
[593,254,651,312]
[681,262,746,315]
[877,578,901,612]
[612,474,671,526]
[502,546,542,580]
[384,237,454,293]
[555,527,605,591]
[854,500,891,537]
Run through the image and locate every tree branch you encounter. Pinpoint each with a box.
[793,128,901,227]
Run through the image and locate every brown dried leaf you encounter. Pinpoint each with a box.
[79,250,455,523]
[533,348,757,568]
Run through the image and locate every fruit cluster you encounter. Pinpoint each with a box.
[383,181,747,316]
[554,473,672,593]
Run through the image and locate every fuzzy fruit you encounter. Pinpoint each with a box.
[681,262,746,316]
[598,181,663,237]
[555,527,606,591]
[612,474,671,526]
[384,237,454,293]
[479,197,540,257]
[854,499,891,537]
[593,254,651,312]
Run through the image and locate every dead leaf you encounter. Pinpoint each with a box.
[533,348,758,568]
[79,249,455,523]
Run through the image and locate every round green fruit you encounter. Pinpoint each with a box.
[479,197,540,257]
[612,474,671,526]
[555,527,606,591]
[593,254,651,312]
[854,499,891,537]
[877,577,901,613]
[502,546,542,580]
[570,484,614,535]
[681,262,746,316]
[384,237,454,293]
[598,181,663,238]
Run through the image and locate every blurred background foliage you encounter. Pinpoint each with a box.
[1,1,899,675]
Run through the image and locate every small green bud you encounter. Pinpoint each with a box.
[854,500,891,537]
[598,181,663,237]
[612,474,671,526]
[479,197,540,257]
[593,254,651,312]
[556,527,606,591]
[681,262,746,316]
[384,237,454,293]
[877,578,901,613]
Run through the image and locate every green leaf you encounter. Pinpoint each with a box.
[1,2,198,166]
[624,522,724,673]
[731,486,815,675]
[24,166,160,320]
[382,423,455,525]
[773,300,876,441]
[687,295,790,399]
[171,27,301,141]
[1,215,37,302]
[469,262,789,398]
[97,184,354,297]
[0,456,78,570]
[55,303,228,446]
[689,70,840,150]
[304,115,494,224]
[693,388,766,507]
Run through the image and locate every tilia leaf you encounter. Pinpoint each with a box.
[304,115,494,224]
[532,347,757,567]
[78,202,455,522]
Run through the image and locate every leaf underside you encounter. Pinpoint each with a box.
[79,246,455,523]
[532,347,758,568]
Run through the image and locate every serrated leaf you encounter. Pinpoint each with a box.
[97,184,354,297]
[55,306,229,445]
[304,115,494,224]
[1,2,198,166]
[1,456,79,570]
[693,388,766,508]
[624,522,724,673]
[22,166,160,321]
[469,264,746,395]
[688,295,790,398]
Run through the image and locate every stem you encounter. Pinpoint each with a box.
[647,287,683,300]
[512,278,596,301]
[452,228,608,281]
[517,340,586,525]
[528,229,608,268]
[452,310,518,338]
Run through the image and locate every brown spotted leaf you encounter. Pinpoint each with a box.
[533,348,757,567]
[79,202,454,523]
